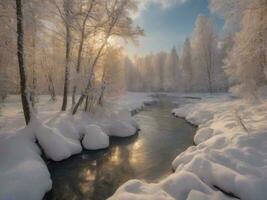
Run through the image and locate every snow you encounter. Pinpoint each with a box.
[107,119,137,137]
[36,124,82,161]
[0,92,153,200]
[82,125,109,150]
[33,93,150,161]
[109,171,234,200]
[171,96,267,200]
[106,109,139,137]
[109,93,267,200]
[109,92,154,113]
[33,96,146,159]
[6,92,267,200]
[46,113,82,140]
[0,125,51,200]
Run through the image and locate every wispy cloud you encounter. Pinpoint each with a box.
[140,0,189,8]
[132,0,189,18]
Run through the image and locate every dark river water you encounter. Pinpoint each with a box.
[46,102,196,200]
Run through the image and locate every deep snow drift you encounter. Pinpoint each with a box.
[0,123,52,200]
[109,94,267,200]
[0,93,153,200]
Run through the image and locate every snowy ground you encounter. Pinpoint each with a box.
[109,94,267,200]
[0,93,153,200]
[2,93,267,200]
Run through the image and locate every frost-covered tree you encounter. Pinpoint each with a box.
[212,38,229,92]
[153,51,167,91]
[24,0,44,107]
[124,49,182,92]
[72,0,143,114]
[71,0,97,106]
[124,56,136,91]
[98,47,125,106]
[224,0,267,98]
[1,0,145,115]
[180,38,192,92]
[0,1,18,98]
[40,48,57,101]
[209,0,249,33]
[57,0,74,111]
[134,56,145,91]
[165,47,179,91]
[143,54,154,91]
[191,15,217,93]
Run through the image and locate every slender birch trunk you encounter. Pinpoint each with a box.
[16,0,31,124]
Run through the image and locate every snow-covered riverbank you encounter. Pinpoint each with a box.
[0,93,153,200]
[109,94,267,200]
[2,93,267,200]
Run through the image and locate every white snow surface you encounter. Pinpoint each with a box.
[36,123,82,161]
[0,92,153,200]
[0,120,52,200]
[109,94,267,200]
[82,125,109,150]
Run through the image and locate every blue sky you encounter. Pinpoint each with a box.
[126,0,224,56]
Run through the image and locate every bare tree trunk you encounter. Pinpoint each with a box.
[48,74,56,101]
[41,54,57,101]
[71,31,84,106]
[98,66,107,106]
[61,0,71,111]
[84,95,89,112]
[98,83,105,106]
[30,19,37,108]
[72,93,85,114]
[16,0,31,124]
[61,30,70,111]
[71,86,76,105]
[258,8,267,87]
[71,27,84,106]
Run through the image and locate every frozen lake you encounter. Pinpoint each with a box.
[46,102,196,200]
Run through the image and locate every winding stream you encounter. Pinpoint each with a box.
[46,102,196,200]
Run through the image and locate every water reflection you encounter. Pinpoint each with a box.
[46,104,196,200]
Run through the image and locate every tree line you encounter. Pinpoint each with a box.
[1,0,143,124]
[124,0,267,97]
[124,15,228,93]
[0,0,266,125]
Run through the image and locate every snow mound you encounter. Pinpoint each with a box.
[82,125,109,150]
[90,108,139,137]
[46,113,82,140]
[35,108,139,160]
[36,124,82,161]
[0,129,51,200]
[108,171,234,200]
[104,109,138,137]
[117,109,140,129]
[108,119,137,137]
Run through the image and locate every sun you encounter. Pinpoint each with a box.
[107,36,116,45]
